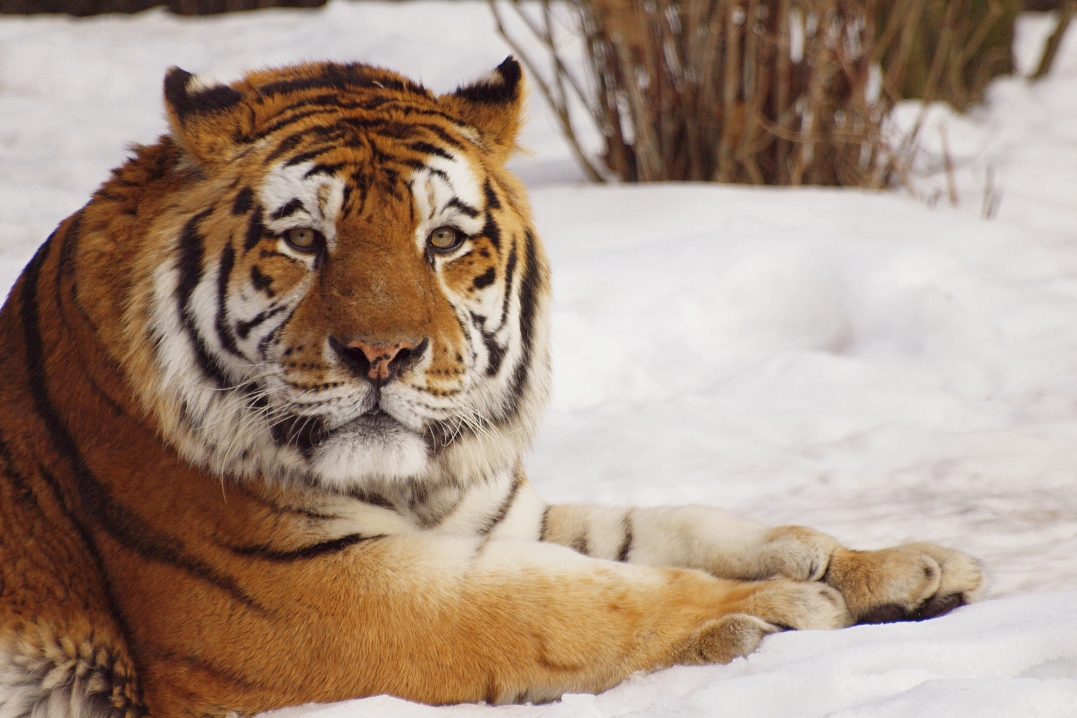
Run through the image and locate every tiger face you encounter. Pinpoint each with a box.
[114,60,550,492]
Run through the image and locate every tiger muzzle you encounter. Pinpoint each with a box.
[330,336,429,388]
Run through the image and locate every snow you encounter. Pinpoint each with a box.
[1,2,1076,715]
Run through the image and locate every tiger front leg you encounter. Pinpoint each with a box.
[250,535,852,707]
[540,504,986,625]
[438,539,853,703]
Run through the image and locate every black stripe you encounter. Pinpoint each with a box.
[214,242,242,357]
[406,481,430,511]
[3,241,145,673]
[481,211,501,250]
[471,311,506,377]
[256,66,430,100]
[18,238,264,611]
[504,232,541,412]
[483,180,501,211]
[243,206,266,252]
[617,511,634,562]
[383,168,402,197]
[349,169,370,216]
[497,243,518,329]
[257,304,298,360]
[268,413,328,458]
[305,163,345,179]
[230,533,383,562]
[175,211,211,306]
[395,104,474,127]
[571,530,590,556]
[229,482,335,520]
[409,141,453,161]
[271,198,304,220]
[284,149,334,169]
[266,132,306,163]
[249,265,274,296]
[1,274,145,683]
[396,157,426,173]
[421,124,466,150]
[250,108,336,142]
[175,210,231,387]
[348,488,396,509]
[264,120,368,163]
[473,267,496,290]
[478,471,523,537]
[236,305,287,341]
[54,213,82,328]
[448,198,480,218]
[231,187,254,216]
[539,505,551,541]
[426,167,450,183]
[53,214,102,336]
[472,236,515,376]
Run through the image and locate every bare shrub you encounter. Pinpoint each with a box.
[492,0,1017,186]
[874,0,1017,110]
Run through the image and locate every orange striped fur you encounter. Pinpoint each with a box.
[0,59,984,718]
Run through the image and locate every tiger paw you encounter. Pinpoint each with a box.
[740,578,854,631]
[670,614,779,666]
[757,525,840,582]
[824,543,986,624]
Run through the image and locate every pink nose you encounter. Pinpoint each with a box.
[346,339,418,382]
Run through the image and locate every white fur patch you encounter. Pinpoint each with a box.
[309,420,430,487]
[490,481,547,541]
[410,152,485,251]
[437,468,516,534]
[260,161,346,251]
[0,640,122,718]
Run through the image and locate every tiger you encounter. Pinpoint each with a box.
[0,57,986,718]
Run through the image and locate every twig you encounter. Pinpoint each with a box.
[982,163,1002,219]
[939,123,958,206]
[488,0,607,182]
[1033,0,1075,80]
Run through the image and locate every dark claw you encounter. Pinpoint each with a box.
[911,593,965,620]
[856,604,907,625]
[856,593,966,625]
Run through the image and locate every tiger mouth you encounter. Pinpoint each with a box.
[269,407,413,454]
[350,408,401,432]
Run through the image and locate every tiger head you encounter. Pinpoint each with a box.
[106,59,551,493]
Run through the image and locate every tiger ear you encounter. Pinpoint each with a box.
[441,57,525,163]
[163,67,248,169]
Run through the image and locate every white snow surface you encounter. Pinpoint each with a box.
[1,3,1076,716]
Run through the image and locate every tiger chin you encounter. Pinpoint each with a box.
[0,58,985,718]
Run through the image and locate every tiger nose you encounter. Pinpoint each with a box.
[330,336,429,387]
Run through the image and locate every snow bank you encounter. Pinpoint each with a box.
[1,2,1075,715]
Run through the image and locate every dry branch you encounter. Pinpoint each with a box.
[495,0,1017,187]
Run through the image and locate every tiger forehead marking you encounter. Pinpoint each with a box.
[259,161,346,251]
[131,59,550,493]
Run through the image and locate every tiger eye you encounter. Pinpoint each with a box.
[285,227,319,252]
[428,226,462,251]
